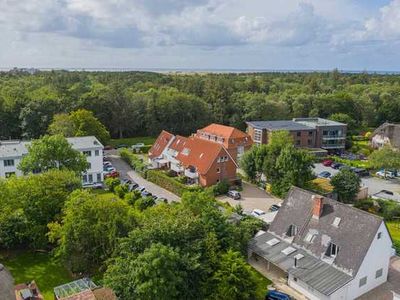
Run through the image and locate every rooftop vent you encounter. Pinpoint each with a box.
[266,238,280,246]
[281,246,297,256]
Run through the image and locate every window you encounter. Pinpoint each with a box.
[377,232,382,239]
[217,168,220,173]
[5,172,15,178]
[83,151,91,156]
[297,132,301,137]
[323,130,328,136]
[375,268,383,279]
[88,174,93,183]
[325,242,339,258]
[4,159,14,167]
[308,139,312,145]
[286,224,298,237]
[97,173,102,182]
[308,131,313,136]
[359,276,367,287]
[266,238,280,246]
[95,150,100,156]
[304,233,315,243]
[87,163,91,169]
[332,217,341,227]
[296,140,301,146]
[82,174,88,183]
[254,129,262,142]
[281,246,296,255]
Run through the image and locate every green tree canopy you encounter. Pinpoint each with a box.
[369,146,400,171]
[48,189,136,273]
[19,134,88,175]
[331,169,361,203]
[48,109,110,144]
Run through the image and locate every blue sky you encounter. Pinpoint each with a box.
[1,0,400,71]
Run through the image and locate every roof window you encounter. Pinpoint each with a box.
[182,148,190,155]
[304,232,315,243]
[332,217,341,227]
[281,246,297,256]
[294,254,304,260]
[266,238,280,246]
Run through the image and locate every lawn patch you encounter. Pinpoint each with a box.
[109,137,156,148]
[1,251,72,300]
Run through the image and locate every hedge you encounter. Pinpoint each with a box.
[119,148,148,176]
[146,170,202,196]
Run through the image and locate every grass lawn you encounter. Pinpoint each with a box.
[387,221,400,242]
[109,136,156,147]
[0,251,72,300]
[252,266,272,299]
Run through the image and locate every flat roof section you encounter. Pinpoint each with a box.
[246,120,312,131]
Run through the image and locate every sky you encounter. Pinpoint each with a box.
[1,0,400,71]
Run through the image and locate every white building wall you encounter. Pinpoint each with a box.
[0,157,24,177]
[346,221,393,300]
[81,148,104,183]
[288,275,330,300]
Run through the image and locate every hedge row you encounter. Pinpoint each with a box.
[146,170,202,196]
[119,148,148,176]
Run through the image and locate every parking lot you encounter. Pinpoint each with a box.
[314,163,400,195]
[218,182,281,213]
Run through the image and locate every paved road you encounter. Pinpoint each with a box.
[218,182,281,213]
[314,163,400,195]
[106,151,180,202]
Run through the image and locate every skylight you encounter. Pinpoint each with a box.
[199,153,204,158]
[266,238,280,246]
[281,246,297,256]
[304,233,315,243]
[182,148,190,155]
[333,217,341,227]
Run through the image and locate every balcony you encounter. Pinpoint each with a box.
[171,163,184,173]
[185,168,199,179]
[322,136,346,141]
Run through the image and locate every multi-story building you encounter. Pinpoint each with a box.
[249,187,395,300]
[148,126,240,187]
[195,123,253,161]
[371,122,400,149]
[246,117,347,153]
[0,136,104,183]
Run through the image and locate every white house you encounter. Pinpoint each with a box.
[249,187,394,300]
[0,136,104,183]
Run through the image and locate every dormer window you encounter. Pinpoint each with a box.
[286,224,298,237]
[325,242,339,258]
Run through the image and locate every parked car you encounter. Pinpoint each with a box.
[82,182,103,189]
[318,171,331,179]
[141,190,152,197]
[121,178,132,185]
[136,186,146,193]
[352,168,369,177]
[227,190,241,200]
[103,166,116,172]
[251,209,265,217]
[376,170,396,179]
[322,159,333,167]
[103,161,112,166]
[269,204,281,212]
[104,171,119,178]
[128,182,139,191]
[116,144,128,149]
[104,145,114,150]
[331,162,343,169]
[265,290,291,300]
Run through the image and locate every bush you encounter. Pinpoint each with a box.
[124,190,142,206]
[105,177,121,192]
[115,184,128,199]
[377,200,400,221]
[394,240,400,256]
[120,148,147,177]
[146,170,202,196]
[212,180,230,196]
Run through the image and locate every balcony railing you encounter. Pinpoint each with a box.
[184,169,199,179]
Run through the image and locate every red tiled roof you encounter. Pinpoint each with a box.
[199,123,249,139]
[148,130,174,159]
[168,135,188,152]
[176,137,233,174]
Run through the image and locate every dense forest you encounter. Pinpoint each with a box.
[1,69,400,140]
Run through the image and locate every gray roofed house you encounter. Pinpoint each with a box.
[0,264,15,300]
[249,187,394,300]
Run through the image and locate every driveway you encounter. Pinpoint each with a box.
[314,163,400,196]
[218,182,281,213]
[105,150,180,202]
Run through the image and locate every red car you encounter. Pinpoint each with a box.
[322,159,333,167]
[104,171,120,178]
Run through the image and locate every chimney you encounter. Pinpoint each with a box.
[312,195,324,219]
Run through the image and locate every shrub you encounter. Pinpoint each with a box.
[104,177,121,192]
[115,184,128,199]
[120,148,147,177]
[146,170,201,196]
[394,240,400,256]
[377,200,400,221]
[124,190,142,206]
[212,180,230,196]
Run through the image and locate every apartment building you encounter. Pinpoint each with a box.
[195,123,253,161]
[0,136,104,183]
[148,127,239,187]
[246,117,347,153]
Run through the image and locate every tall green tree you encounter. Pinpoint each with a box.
[48,190,136,273]
[369,146,400,172]
[19,134,88,174]
[331,169,361,203]
[48,109,110,144]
